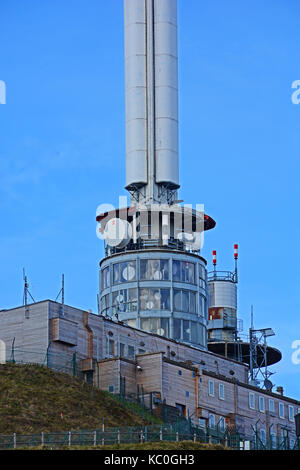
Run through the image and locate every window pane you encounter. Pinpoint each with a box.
[128,345,135,359]
[150,288,161,309]
[190,291,196,313]
[173,289,181,311]
[182,291,189,312]
[161,318,169,337]
[140,288,149,310]
[199,295,205,317]
[160,289,170,310]
[120,261,136,282]
[128,288,138,311]
[102,267,110,289]
[161,260,169,280]
[183,320,190,342]
[191,321,198,344]
[173,260,181,281]
[140,259,169,280]
[141,317,169,336]
[173,318,181,340]
[120,343,126,357]
[187,262,195,283]
[113,264,120,284]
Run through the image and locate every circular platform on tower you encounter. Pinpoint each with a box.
[207,341,282,367]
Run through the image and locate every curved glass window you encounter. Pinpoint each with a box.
[113,261,137,284]
[173,289,197,314]
[140,318,169,337]
[140,288,170,311]
[199,294,207,318]
[199,264,206,281]
[112,288,137,314]
[101,266,110,290]
[173,319,204,346]
[100,294,110,316]
[140,259,169,281]
[173,260,195,284]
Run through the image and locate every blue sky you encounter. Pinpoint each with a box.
[0,0,299,399]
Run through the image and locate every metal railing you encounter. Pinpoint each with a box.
[1,424,298,450]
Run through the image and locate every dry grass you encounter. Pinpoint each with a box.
[0,363,155,434]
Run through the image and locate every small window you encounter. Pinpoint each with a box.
[108,385,114,393]
[269,399,275,413]
[109,339,115,356]
[260,429,266,446]
[176,403,186,417]
[199,418,206,428]
[259,396,265,413]
[209,380,214,397]
[120,343,126,357]
[208,414,215,429]
[249,392,255,410]
[219,417,226,431]
[192,371,196,378]
[186,391,190,398]
[128,345,135,360]
[178,370,182,376]
[279,402,285,419]
[289,405,294,422]
[219,383,225,400]
[270,433,276,448]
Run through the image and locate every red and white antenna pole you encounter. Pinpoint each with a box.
[234,244,238,283]
[213,250,217,277]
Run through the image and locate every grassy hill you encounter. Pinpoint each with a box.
[0,363,157,434]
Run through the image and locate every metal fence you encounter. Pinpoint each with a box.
[0,422,299,450]
[0,424,247,450]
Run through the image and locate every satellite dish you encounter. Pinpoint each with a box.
[122,265,136,281]
[104,218,132,248]
[264,379,273,391]
[177,232,203,250]
[157,328,165,336]
[116,294,124,303]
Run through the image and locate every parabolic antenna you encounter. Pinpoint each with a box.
[104,218,132,248]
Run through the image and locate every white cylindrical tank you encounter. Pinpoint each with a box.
[124,0,148,189]
[208,281,237,311]
[154,0,179,189]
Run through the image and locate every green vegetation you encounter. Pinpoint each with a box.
[0,363,158,434]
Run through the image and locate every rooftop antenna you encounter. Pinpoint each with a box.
[249,305,276,388]
[212,250,217,279]
[55,274,65,316]
[234,244,238,283]
[23,268,35,306]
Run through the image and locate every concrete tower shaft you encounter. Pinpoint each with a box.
[124,0,179,204]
